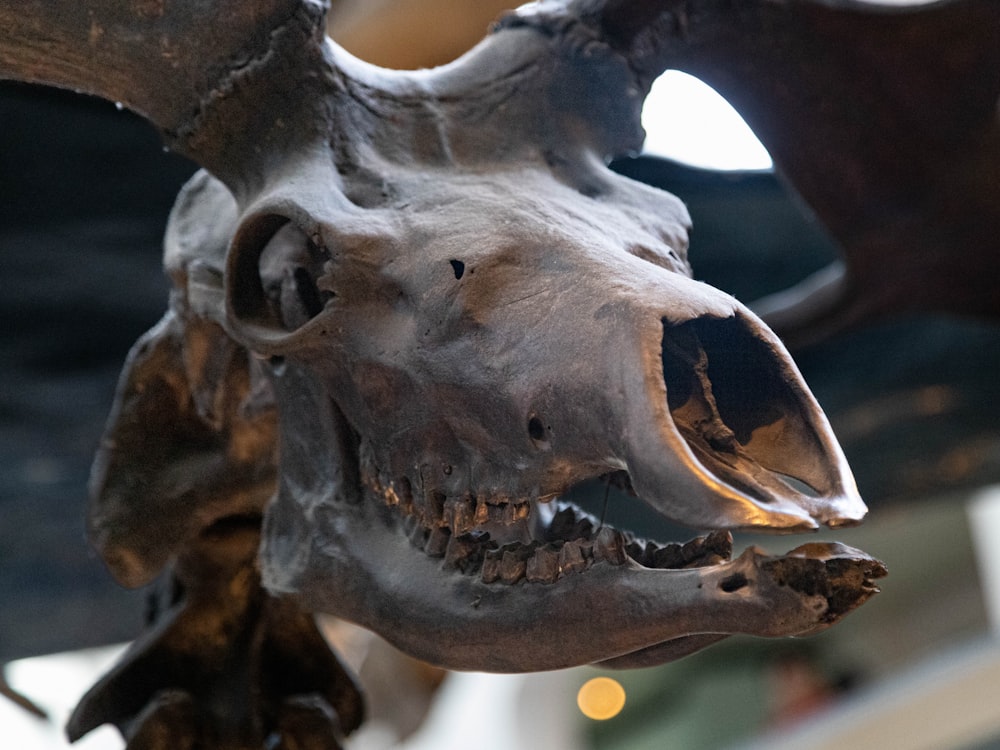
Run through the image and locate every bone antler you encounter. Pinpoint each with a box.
[0,0,329,184]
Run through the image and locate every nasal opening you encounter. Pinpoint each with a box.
[661,316,824,499]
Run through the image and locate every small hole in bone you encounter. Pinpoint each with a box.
[719,572,748,593]
[527,415,547,443]
[450,259,466,279]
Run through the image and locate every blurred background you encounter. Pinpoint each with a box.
[2,1,999,748]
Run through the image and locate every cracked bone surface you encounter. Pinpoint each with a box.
[0,0,889,743]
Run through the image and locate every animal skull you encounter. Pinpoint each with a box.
[1,0,887,743]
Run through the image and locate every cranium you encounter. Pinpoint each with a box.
[2,0,887,744]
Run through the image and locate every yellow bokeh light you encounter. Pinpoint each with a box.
[577,677,626,720]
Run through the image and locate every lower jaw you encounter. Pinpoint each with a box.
[259,473,885,673]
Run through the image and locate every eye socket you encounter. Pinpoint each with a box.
[229,214,334,334]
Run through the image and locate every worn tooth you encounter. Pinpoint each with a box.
[626,541,646,564]
[645,541,660,562]
[526,544,560,583]
[593,527,627,565]
[446,534,481,572]
[573,516,595,541]
[426,527,451,557]
[500,547,527,584]
[474,498,490,525]
[705,530,734,560]
[422,491,445,526]
[651,543,685,569]
[487,493,511,507]
[456,499,477,535]
[681,537,705,562]
[488,504,507,525]
[444,498,474,535]
[558,540,588,576]
[679,532,733,568]
[482,548,503,584]
[503,501,529,525]
[549,505,578,539]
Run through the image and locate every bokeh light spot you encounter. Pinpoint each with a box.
[577,676,626,720]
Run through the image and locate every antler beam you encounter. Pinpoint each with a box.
[0,0,330,181]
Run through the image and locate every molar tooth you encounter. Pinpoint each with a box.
[593,527,627,565]
[681,530,734,568]
[626,541,646,564]
[526,544,560,583]
[502,501,530,525]
[706,530,734,560]
[426,527,451,557]
[549,506,578,540]
[652,544,685,569]
[474,498,490,525]
[558,540,588,576]
[575,516,595,540]
[445,534,481,572]
[681,537,706,561]
[420,491,445,527]
[500,547,527,584]
[645,540,659,562]
[482,548,502,584]
[447,498,476,535]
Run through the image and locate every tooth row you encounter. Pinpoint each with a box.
[377,476,730,585]
[482,530,630,584]
[546,502,734,570]
[403,515,630,585]
[625,529,733,569]
[378,477,532,532]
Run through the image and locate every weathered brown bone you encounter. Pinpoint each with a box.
[66,521,364,748]
[0,0,891,745]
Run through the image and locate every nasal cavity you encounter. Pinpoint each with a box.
[661,316,785,452]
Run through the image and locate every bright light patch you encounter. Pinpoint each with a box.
[641,70,773,171]
[577,676,626,721]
